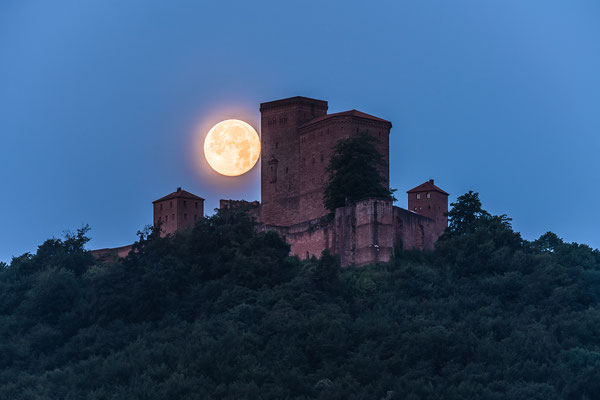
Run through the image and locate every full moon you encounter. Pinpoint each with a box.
[203,119,261,176]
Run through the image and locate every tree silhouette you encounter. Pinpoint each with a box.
[323,132,395,212]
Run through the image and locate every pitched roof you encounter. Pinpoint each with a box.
[406,180,449,195]
[298,109,392,129]
[152,188,205,203]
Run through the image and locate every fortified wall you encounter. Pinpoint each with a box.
[252,96,448,266]
[259,186,446,267]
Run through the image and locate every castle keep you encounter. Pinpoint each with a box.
[251,96,448,266]
[259,97,392,226]
[92,96,449,266]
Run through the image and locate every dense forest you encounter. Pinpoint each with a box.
[1,193,600,399]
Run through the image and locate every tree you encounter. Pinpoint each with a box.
[532,232,563,253]
[12,225,94,276]
[323,132,395,212]
[445,191,490,235]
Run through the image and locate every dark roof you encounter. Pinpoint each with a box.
[298,109,392,129]
[260,96,328,111]
[406,179,449,195]
[152,188,205,203]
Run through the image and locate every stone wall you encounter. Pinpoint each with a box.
[219,199,260,220]
[296,117,391,223]
[260,198,395,267]
[259,97,328,226]
[330,199,393,266]
[91,244,133,263]
[260,215,334,261]
[393,207,439,251]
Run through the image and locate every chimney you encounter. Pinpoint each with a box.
[177,187,182,192]
[429,179,434,184]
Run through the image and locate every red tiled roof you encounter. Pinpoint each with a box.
[298,109,392,129]
[152,188,205,203]
[407,180,449,195]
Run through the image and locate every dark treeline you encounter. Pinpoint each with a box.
[1,193,600,399]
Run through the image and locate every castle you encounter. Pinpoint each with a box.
[93,96,449,266]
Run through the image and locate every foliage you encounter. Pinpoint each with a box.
[323,132,396,212]
[1,200,600,399]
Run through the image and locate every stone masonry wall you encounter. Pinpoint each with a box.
[260,198,395,267]
[393,207,438,251]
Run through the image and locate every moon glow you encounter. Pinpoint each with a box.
[203,119,261,176]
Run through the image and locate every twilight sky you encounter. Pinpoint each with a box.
[1,1,599,262]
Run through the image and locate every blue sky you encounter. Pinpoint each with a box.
[1,1,599,262]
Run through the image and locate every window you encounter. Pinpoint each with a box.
[195,202,198,209]
[285,167,288,173]
[165,215,168,221]
[426,193,431,199]
[160,204,163,211]
[170,201,173,209]
[320,154,324,162]
[416,194,421,199]
[184,213,187,220]
[275,142,279,149]
[172,214,174,220]
[194,215,197,221]
[183,200,187,208]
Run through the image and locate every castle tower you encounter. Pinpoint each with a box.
[153,187,204,236]
[259,96,392,226]
[259,96,328,226]
[296,110,391,222]
[407,179,449,239]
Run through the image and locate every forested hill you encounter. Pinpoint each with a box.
[1,193,600,400]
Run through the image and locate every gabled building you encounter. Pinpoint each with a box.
[152,187,204,236]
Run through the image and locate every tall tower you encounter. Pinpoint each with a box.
[407,179,449,239]
[153,187,204,236]
[259,96,328,226]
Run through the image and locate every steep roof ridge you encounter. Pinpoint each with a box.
[406,180,449,195]
[152,187,205,203]
[298,109,392,129]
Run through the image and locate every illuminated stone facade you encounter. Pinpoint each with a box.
[153,187,204,236]
[254,96,449,266]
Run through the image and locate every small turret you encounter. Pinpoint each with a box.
[152,188,204,236]
[407,179,449,239]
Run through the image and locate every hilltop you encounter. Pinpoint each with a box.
[1,193,599,399]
